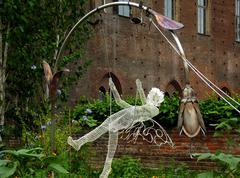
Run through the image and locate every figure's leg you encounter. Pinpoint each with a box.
[68,122,109,151]
[100,131,118,178]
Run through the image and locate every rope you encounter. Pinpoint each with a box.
[68,109,72,177]
[151,19,240,114]
[133,23,140,110]
[101,12,113,116]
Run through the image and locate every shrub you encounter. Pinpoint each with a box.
[71,94,240,129]
[193,152,240,178]
[109,156,144,178]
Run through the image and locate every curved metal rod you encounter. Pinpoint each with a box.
[56,1,184,64]
[170,31,189,84]
[151,21,240,114]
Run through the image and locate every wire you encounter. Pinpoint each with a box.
[170,32,240,107]
[151,19,240,114]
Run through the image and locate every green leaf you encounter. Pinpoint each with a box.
[193,153,212,161]
[0,160,11,166]
[0,161,17,178]
[216,153,240,170]
[0,150,18,156]
[197,171,214,178]
[48,163,69,174]
[213,131,223,137]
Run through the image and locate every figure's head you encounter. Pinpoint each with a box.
[146,88,164,107]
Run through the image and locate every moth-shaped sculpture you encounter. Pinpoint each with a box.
[178,84,206,137]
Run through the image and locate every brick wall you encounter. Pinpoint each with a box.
[68,0,240,105]
[79,127,240,170]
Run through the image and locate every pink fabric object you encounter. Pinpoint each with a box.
[153,12,184,30]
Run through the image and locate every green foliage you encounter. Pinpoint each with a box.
[71,94,240,129]
[109,156,145,178]
[15,107,99,178]
[144,161,198,178]
[193,152,240,178]
[155,94,180,127]
[0,147,68,177]
[199,96,240,126]
[72,94,121,127]
[71,94,179,129]
[1,0,92,138]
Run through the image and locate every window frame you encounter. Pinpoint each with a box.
[164,0,175,20]
[117,0,130,17]
[197,0,210,35]
[235,0,240,42]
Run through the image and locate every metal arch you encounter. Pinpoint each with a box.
[56,1,184,63]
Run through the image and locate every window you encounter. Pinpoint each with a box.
[118,0,130,17]
[165,80,182,97]
[197,0,208,34]
[236,0,240,41]
[164,0,175,19]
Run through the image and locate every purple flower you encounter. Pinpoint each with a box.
[83,115,88,120]
[85,108,92,114]
[41,125,46,130]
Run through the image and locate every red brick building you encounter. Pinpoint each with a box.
[69,0,240,104]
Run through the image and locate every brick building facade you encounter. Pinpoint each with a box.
[64,0,240,170]
[68,0,240,104]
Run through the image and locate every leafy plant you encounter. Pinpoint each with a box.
[109,156,145,178]
[1,0,92,141]
[193,152,240,178]
[0,147,68,177]
[199,96,240,126]
[210,117,240,137]
[71,94,240,130]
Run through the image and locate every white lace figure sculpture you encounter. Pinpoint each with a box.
[68,78,173,178]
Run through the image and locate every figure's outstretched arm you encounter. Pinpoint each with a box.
[109,78,131,108]
[136,79,146,105]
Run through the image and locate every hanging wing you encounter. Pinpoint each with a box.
[152,11,184,30]
[49,69,69,100]
[42,60,53,85]
[177,102,185,131]
[193,102,206,132]
[119,119,174,148]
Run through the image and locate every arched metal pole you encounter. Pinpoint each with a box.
[56,1,184,65]
[170,31,189,84]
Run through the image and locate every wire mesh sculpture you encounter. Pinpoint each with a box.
[68,78,173,178]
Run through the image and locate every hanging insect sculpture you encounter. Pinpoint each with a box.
[178,84,206,137]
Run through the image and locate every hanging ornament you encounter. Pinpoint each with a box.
[178,84,206,137]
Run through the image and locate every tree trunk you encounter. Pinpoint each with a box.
[0,19,9,142]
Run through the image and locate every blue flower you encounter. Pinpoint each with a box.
[57,89,61,96]
[85,108,93,114]
[83,115,88,120]
[31,64,37,70]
